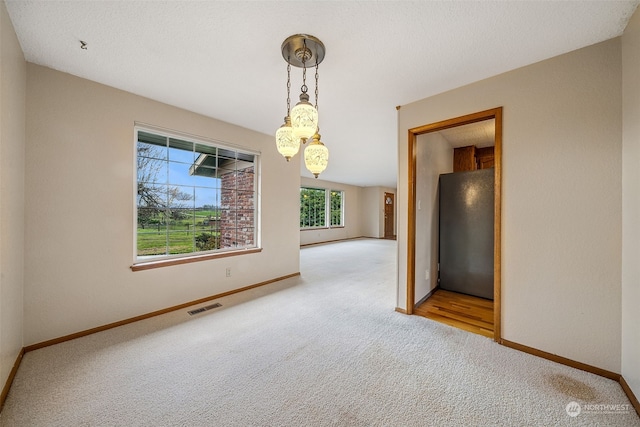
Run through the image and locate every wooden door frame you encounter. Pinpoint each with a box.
[384,192,395,239]
[406,107,503,342]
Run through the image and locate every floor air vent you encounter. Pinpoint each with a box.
[188,303,222,316]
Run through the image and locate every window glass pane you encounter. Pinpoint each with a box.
[135,129,257,261]
[218,148,238,162]
[238,227,255,247]
[300,187,326,228]
[331,190,343,226]
[169,138,195,161]
[190,153,217,182]
[194,187,216,217]
[219,169,237,187]
[137,141,168,186]
[137,179,167,211]
[221,223,237,249]
[195,231,219,252]
[221,188,236,210]
[168,144,194,165]
[167,185,193,209]
[138,132,168,151]
[167,229,194,255]
[138,140,167,161]
[237,190,254,210]
[194,142,217,156]
[138,164,167,187]
[137,206,168,257]
[236,209,254,229]
[194,187,220,252]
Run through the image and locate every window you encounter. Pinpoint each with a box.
[300,187,343,228]
[330,190,343,226]
[135,128,258,263]
[300,188,326,227]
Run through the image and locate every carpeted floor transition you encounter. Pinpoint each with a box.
[2,239,638,426]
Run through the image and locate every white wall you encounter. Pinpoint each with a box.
[414,132,452,303]
[360,186,396,239]
[0,0,25,391]
[622,7,640,400]
[398,39,622,373]
[360,187,380,238]
[24,64,301,345]
[299,176,363,245]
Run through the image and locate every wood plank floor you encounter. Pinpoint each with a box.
[414,289,494,338]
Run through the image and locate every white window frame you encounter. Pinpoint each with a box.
[300,186,344,229]
[133,124,261,269]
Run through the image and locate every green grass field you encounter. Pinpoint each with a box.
[137,209,221,256]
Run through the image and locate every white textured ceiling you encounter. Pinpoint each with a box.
[5,1,638,188]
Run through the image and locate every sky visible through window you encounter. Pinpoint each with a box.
[138,141,223,208]
[168,145,219,207]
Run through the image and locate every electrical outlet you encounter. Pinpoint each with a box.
[425,269,430,280]
[226,268,231,277]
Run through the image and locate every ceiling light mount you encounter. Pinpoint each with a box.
[294,48,312,64]
[281,34,325,68]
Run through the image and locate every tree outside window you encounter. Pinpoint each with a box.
[300,188,326,228]
[330,190,343,226]
[300,187,343,228]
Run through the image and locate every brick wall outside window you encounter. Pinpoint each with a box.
[220,166,255,248]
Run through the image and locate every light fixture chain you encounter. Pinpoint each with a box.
[301,39,308,95]
[314,62,319,110]
[286,61,291,115]
[301,67,307,94]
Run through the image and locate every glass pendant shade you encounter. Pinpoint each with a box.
[290,93,318,142]
[275,116,299,161]
[304,132,329,178]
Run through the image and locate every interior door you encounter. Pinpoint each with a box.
[384,192,395,239]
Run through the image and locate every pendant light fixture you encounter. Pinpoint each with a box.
[276,34,329,178]
[304,130,329,178]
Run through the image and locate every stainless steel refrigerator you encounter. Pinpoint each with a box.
[438,168,494,300]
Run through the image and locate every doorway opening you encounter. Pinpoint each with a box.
[406,107,502,342]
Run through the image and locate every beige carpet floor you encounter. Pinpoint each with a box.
[2,239,638,426]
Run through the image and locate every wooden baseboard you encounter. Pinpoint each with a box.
[500,339,619,381]
[1,347,25,412]
[620,376,640,418]
[24,272,301,352]
[300,236,366,248]
[395,307,408,314]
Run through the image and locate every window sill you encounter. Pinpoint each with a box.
[300,226,345,231]
[131,248,262,271]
